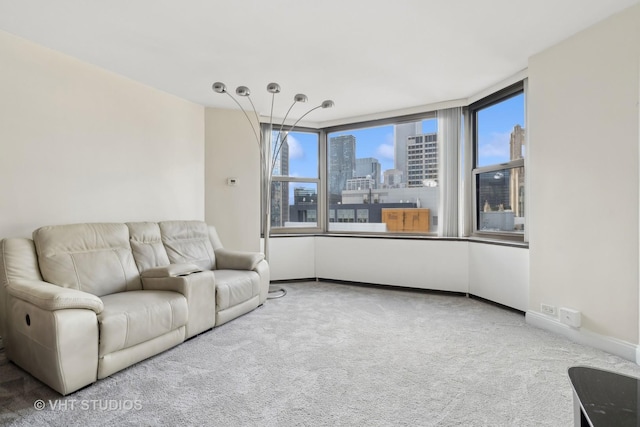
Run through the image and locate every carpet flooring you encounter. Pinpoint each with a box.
[2,280,640,426]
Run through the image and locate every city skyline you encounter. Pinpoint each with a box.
[275,93,524,180]
[273,93,525,217]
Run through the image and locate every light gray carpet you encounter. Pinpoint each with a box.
[2,281,640,426]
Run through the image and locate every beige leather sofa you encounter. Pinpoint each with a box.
[0,220,269,395]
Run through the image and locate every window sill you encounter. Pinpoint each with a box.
[467,236,528,248]
[270,232,528,248]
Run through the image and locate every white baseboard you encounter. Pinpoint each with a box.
[526,311,639,364]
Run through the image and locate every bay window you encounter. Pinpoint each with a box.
[263,84,524,241]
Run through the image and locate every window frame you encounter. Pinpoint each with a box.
[468,81,526,241]
[264,124,323,235]
[322,111,439,236]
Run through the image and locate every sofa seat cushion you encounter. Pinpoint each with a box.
[98,290,187,357]
[215,269,260,311]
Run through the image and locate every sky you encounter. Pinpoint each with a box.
[273,91,525,185]
[476,93,525,167]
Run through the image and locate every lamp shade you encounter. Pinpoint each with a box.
[267,83,281,93]
[236,86,251,96]
[212,82,227,93]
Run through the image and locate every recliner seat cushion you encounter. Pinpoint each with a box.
[33,223,141,297]
[98,290,187,357]
[215,269,260,311]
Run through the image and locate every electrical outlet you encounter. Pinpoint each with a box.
[541,303,557,316]
[560,307,581,328]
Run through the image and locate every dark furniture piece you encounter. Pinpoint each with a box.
[568,366,640,426]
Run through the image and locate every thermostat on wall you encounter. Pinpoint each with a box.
[227,177,238,186]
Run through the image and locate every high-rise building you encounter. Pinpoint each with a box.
[271,138,289,227]
[291,186,317,223]
[478,125,525,230]
[293,186,317,204]
[355,157,381,188]
[346,177,376,191]
[509,124,525,218]
[478,169,512,212]
[406,133,438,187]
[329,135,356,204]
[383,169,404,188]
[394,122,421,183]
[510,124,525,161]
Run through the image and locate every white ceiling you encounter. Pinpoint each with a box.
[0,0,637,125]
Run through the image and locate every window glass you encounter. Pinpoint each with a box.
[271,130,318,177]
[476,93,525,167]
[472,86,525,237]
[327,118,438,233]
[272,182,318,228]
[337,209,355,223]
[269,129,319,230]
[477,167,525,232]
[357,209,369,223]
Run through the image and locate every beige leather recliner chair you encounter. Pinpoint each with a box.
[126,220,270,326]
[1,223,192,395]
[154,221,269,326]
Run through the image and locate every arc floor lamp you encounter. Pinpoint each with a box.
[212,82,334,298]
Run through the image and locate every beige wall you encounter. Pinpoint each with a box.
[204,108,260,251]
[0,31,205,239]
[528,5,640,343]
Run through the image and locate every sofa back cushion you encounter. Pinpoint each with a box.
[127,222,170,272]
[33,223,141,297]
[159,221,215,270]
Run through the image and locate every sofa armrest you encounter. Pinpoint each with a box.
[6,279,103,313]
[214,249,264,271]
[141,263,202,279]
[141,272,202,294]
